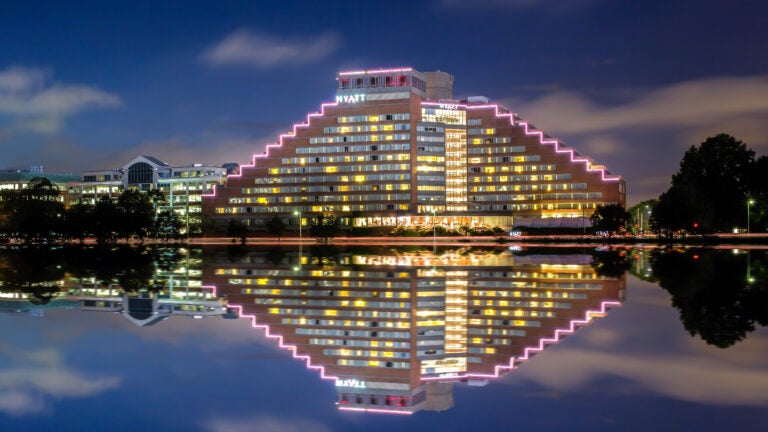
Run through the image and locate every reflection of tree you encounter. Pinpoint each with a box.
[309,244,342,266]
[0,246,193,298]
[0,247,64,282]
[651,249,768,348]
[590,249,631,277]
[0,247,65,304]
[265,247,286,266]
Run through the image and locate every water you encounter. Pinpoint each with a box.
[1,245,766,431]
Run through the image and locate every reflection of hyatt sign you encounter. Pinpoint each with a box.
[336,94,367,104]
[439,103,459,110]
[335,379,367,389]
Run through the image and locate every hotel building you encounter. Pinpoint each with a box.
[206,248,625,414]
[203,67,625,230]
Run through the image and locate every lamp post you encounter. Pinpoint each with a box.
[293,210,302,271]
[747,199,755,234]
[640,205,650,236]
[432,210,437,239]
[432,210,437,253]
[293,210,302,243]
[293,210,302,242]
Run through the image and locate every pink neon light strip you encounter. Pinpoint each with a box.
[338,67,413,76]
[421,101,621,182]
[420,300,622,381]
[516,300,622,362]
[338,406,413,415]
[203,284,414,416]
[201,102,339,199]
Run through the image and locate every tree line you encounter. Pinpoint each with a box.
[0,177,183,244]
[593,133,768,237]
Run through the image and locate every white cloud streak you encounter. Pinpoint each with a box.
[201,29,341,68]
[0,348,122,416]
[201,415,333,432]
[509,75,768,136]
[513,346,768,407]
[0,65,121,135]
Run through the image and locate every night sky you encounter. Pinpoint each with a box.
[1,0,767,204]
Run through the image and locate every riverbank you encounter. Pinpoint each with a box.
[4,233,768,248]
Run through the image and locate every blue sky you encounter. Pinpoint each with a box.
[1,0,767,204]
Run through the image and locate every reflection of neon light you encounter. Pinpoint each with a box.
[421,101,621,182]
[517,300,621,362]
[202,285,339,382]
[420,300,621,381]
[201,102,339,199]
[338,407,413,415]
[202,286,414,416]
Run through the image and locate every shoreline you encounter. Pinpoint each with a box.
[4,233,768,248]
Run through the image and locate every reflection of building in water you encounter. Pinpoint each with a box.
[205,248,625,414]
[0,250,233,325]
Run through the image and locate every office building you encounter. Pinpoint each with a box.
[67,156,227,234]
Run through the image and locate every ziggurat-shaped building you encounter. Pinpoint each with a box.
[207,248,625,414]
[203,67,625,230]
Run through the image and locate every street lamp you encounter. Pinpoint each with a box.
[641,205,650,235]
[432,210,437,240]
[747,199,755,234]
[432,210,437,254]
[293,210,303,271]
[293,210,302,242]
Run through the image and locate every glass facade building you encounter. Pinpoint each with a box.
[203,67,625,230]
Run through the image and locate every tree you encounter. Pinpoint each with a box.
[0,177,65,243]
[309,214,341,243]
[265,215,286,240]
[626,199,657,235]
[746,155,768,232]
[117,190,154,241]
[653,134,757,233]
[64,202,95,243]
[153,210,183,241]
[93,197,120,243]
[590,204,630,236]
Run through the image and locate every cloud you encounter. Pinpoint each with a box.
[91,136,267,170]
[0,66,47,93]
[501,75,768,204]
[581,134,623,155]
[0,348,122,416]
[508,75,768,135]
[201,29,341,68]
[512,345,768,407]
[507,276,768,407]
[201,415,332,432]
[0,65,121,135]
